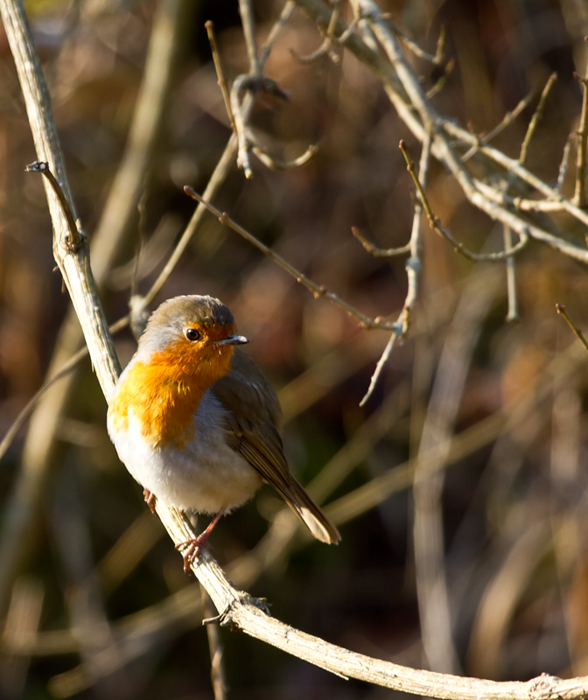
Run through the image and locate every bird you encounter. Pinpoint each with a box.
[107,295,340,571]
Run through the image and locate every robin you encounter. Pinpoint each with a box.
[107,295,340,571]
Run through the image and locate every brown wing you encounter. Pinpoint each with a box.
[212,350,340,544]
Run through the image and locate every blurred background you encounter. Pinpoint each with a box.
[1,0,588,697]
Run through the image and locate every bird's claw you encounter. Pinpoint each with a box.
[176,535,211,574]
[143,489,157,514]
[175,511,223,574]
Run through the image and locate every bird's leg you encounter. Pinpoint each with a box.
[176,510,225,574]
[143,489,157,514]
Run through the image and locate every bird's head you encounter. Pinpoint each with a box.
[137,295,248,384]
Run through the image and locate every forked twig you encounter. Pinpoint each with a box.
[25,161,82,250]
[462,89,536,162]
[230,74,288,178]
[360,133,431,405]
[291,0,357,65]
[399,141,529,261]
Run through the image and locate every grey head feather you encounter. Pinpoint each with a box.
[137,295,235,356]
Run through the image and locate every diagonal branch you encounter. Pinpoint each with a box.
[184,187,400,331]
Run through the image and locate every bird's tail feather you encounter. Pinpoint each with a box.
[286,476,341,544]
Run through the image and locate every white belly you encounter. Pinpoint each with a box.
[107,390,262,514]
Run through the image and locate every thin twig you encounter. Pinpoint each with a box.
[205,21,235,131]
[238,0,260,75]
[297,0,342,63]
[108,213,180,291]
[462,89,536,162]
[511,197,568,212]
[519,72,557,166]
[403,134,432,329]
[259,0,296,66]
[556,134,574,192]
[389,22,438,64]
[434,25,447,66]
[131,188,148,300]
[573,71,588,208]
[556,304,588,354]
[359,331,399,408]
[0,349,87,463]
[352,226,411,257]
[252,142,319,170]
[426,58,455,100]
[201,587,228,700]
[290,41,336,64]
[184,186,398,331]
[503,226,519,322]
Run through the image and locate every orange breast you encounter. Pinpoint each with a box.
[110,342,234,449]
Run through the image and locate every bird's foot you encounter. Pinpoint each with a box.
[175,510,225,574]
[143,489,157,514]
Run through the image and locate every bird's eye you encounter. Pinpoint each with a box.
[185,328,201,342]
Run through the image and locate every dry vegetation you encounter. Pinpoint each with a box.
[1,0,588,698]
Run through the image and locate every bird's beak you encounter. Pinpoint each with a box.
[216,334,249,347]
